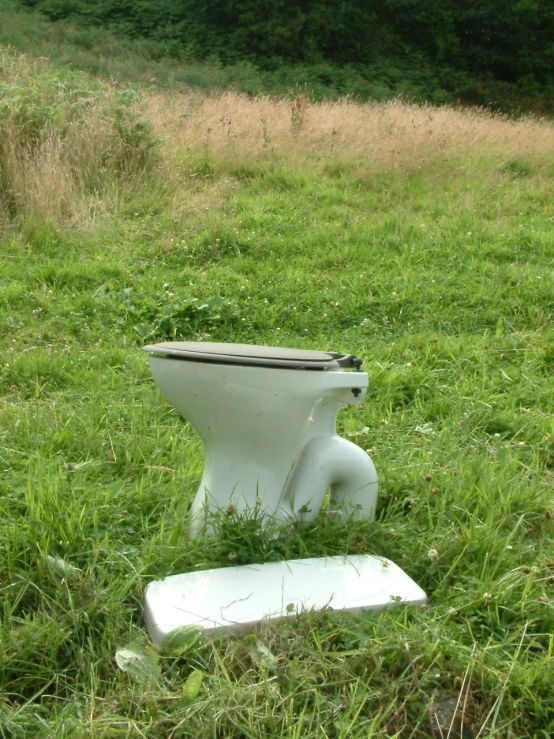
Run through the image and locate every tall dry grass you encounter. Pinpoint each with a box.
[3,47,554,228]
[0,49,157,227]
[0,112,152,226]
[1,130,80,223]
[148,92,554,173]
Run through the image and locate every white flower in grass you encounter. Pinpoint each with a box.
[428,548,439,562]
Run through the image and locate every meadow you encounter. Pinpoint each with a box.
[1,41,554,737]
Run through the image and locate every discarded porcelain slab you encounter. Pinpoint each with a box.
[144,555,426,644]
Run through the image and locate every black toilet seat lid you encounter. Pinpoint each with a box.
[143,342,362,371]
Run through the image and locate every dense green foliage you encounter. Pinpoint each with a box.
[0,0,447,103]
[14,0,554,111]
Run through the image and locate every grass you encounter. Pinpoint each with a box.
[1,44,554,737]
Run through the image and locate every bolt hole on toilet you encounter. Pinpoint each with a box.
[143,341,426,642]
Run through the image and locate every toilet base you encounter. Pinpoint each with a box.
[144,555,426,645]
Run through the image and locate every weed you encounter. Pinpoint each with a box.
[290,94,308,137]
[261,117,270,148]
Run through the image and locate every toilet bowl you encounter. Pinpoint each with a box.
[143,342,378,536]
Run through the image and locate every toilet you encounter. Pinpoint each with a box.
[143,341,378,535]
[143,341,428,643]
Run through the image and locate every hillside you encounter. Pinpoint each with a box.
[4,0,554,112]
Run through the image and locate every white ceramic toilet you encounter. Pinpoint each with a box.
[143,341,378,535]
[143,341,428,644]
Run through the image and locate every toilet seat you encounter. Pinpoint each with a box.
[143,342,363,371]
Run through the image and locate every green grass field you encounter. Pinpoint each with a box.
[1,32,554,738]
